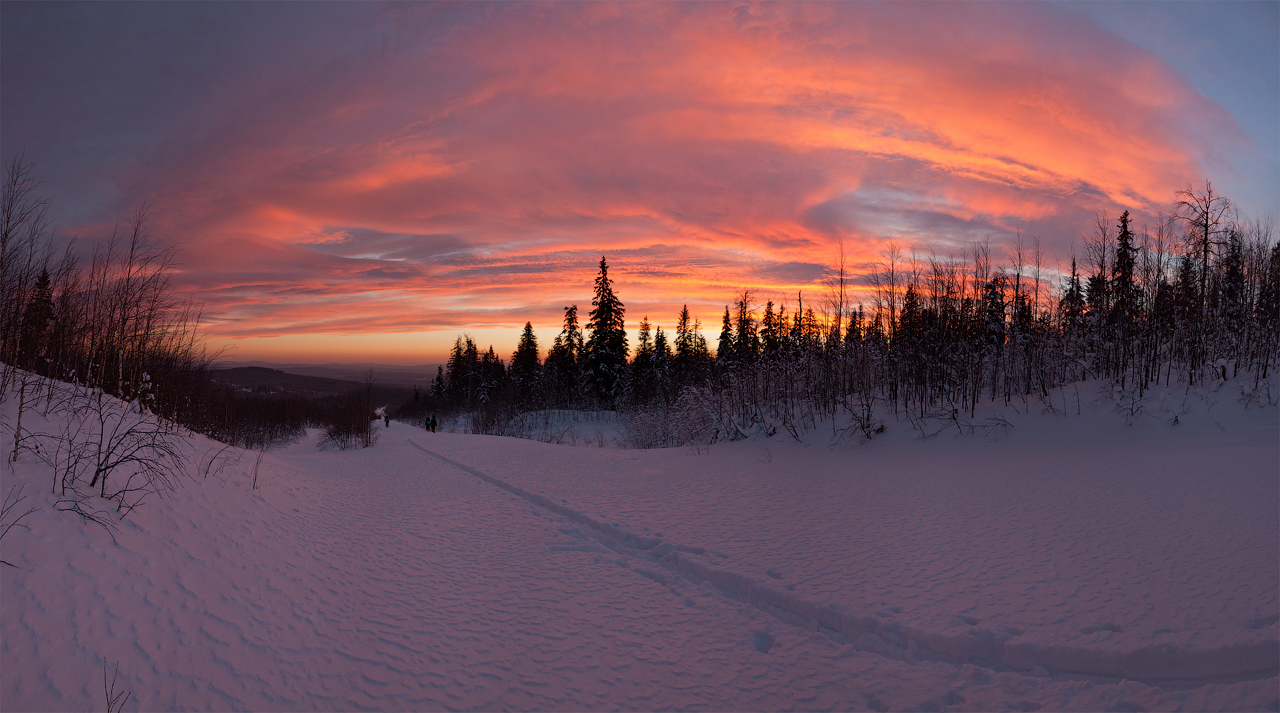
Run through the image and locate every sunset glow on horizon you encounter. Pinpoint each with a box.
[3,1,1276,364]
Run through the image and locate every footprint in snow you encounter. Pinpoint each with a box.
[1080,622,1123,634]
[1245,613,1279,629]
[751,630,776,653]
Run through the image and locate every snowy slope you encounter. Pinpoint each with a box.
[1,378,1277,711]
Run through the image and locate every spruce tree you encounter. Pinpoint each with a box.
[716,307,734,365]
[982,275,1006,349]
[675,305,695,358]
[844,305,863,351]
[1111,210,1138,330]
[19,267,53,370]
[479,346,506,403]
[1060,258,1085,330]
[446,337,481,408]
[430,366,446,401]
[800,308,821,350]
[630,316,654,406]
[674,305,710,387]
[445,337,466,407]
[583,257,627,406]
[652,327,673,404]
[653,327,672,361]
[634,316,654,362]
[510,322,540,407]
[760,301,780,356]
[733,291,759,363]
[545,305,582,408]
[1219,228,1246,331]
[1259,244,1280,335]
[1085,272,1109,319]
[898,285,924,350]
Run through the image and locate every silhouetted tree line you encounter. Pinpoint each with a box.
[1,157,377,452]
[398,183,1278,445]
[5,153,1272,452]
[391,256,716,430]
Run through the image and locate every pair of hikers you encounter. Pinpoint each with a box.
[425,416,437,433]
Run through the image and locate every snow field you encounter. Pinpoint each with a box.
[1,377,1277,711]
[423,381,1278,684]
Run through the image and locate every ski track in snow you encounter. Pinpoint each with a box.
[2,382,1278,711]
[407,434,1278,684]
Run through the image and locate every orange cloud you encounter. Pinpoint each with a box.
[66,2,1245,362]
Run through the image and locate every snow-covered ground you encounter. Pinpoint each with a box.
[1,377,1277,711]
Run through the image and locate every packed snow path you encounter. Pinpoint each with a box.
[407,404,1280,685]
[408,430,1278,683]
[2,386,1278,711]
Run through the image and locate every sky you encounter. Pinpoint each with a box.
[2,1,1276,364]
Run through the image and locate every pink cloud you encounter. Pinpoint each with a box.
[67,2,1245,361]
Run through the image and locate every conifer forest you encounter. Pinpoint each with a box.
[393,183,1279,448]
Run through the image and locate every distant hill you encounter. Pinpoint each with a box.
[208,366,418,406]
[211,361,440,388]
[208,366,362,396]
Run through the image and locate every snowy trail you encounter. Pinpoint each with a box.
[409,434,1278,683]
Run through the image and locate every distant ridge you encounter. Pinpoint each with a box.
[211,361,440,387]
[208,366,363,396]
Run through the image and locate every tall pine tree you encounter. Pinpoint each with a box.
[716,307,734,365]
[674,304,711,387]
[510,322,541,408]
[1111,210,1138,331]
[545,305,583,408]
[583,257,627,406]
[1060,258,1085,330]
[733,291,759,363]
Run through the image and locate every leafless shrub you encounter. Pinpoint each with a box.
[103,660,132,713]
[1166,397,1192,427]
[63,385,183,515]
[965,415,1013,438]
[0,483,38,566]
[15,379,187,531]
[1112,384,1146,426]
[908,407,1013,439]
[904,408,948,440]
[318,391,378,450]
[54,494,119,542]
[250,446,266,490]
[835,391,884,444]
[198,444,238,481]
